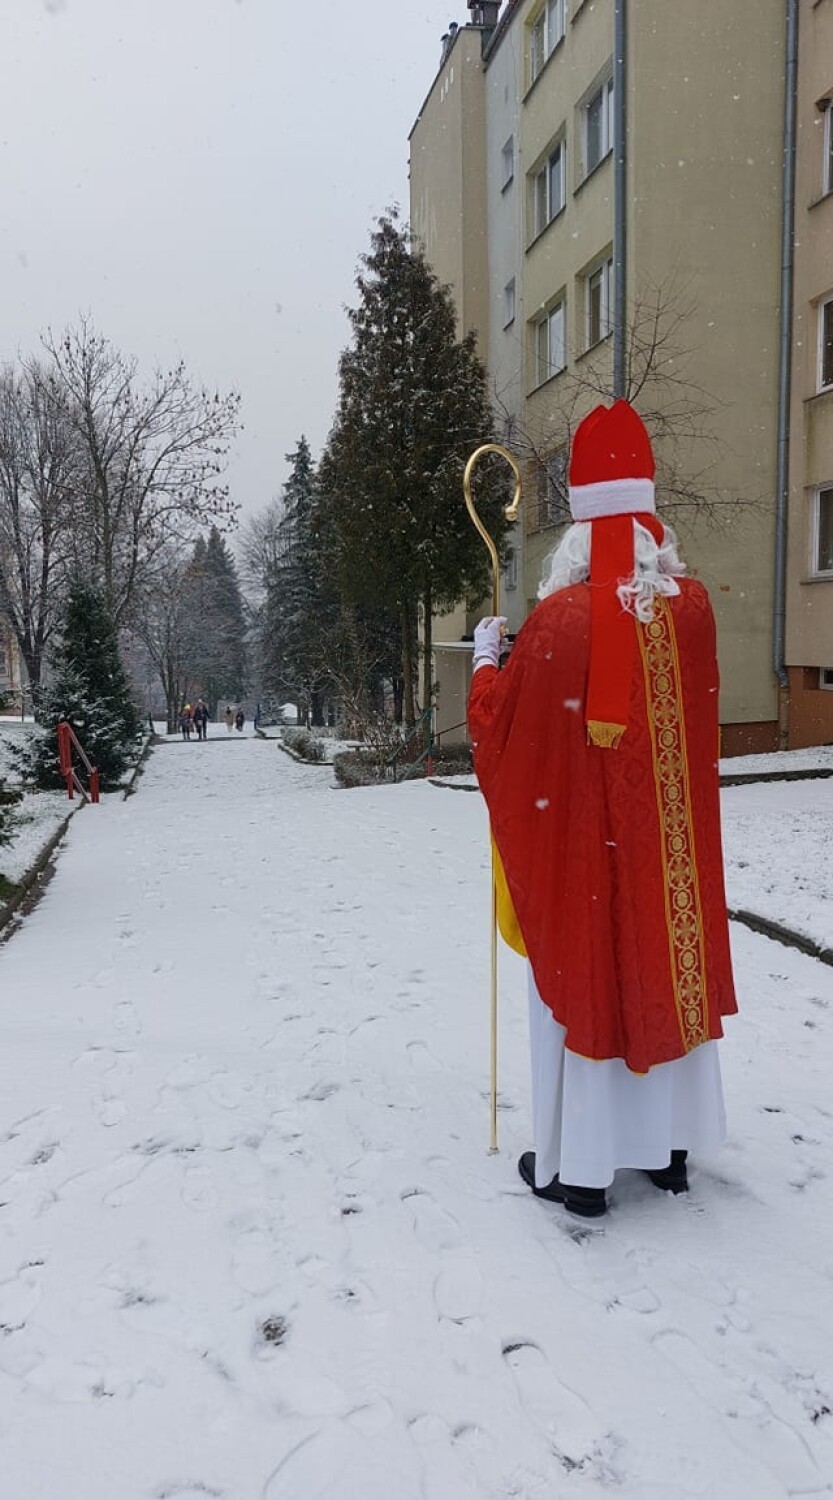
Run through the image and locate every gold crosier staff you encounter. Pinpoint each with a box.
[463,444,523,1152]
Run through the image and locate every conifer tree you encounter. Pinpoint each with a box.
[320,212,510,724]
[188,527,247,713]
[28,578,139,788]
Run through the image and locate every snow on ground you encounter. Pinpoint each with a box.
[722,778,833,949]
[0,790,73,885]
[720,745,833,778]
[0,741,831,1499]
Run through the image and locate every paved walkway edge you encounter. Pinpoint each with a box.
[0,808,78,938]
[728,908,833,968]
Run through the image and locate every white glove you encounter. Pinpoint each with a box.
[473,616,508,668]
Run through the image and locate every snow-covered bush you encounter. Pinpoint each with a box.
[332,740,472,789]
[283,727,325,762]
[332,750,387,788]
[0,778,23,848]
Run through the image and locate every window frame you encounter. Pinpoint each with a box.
[586,256,613,349]
[529,0,565,87]
[536,448,568,528]
[583,76,614,178]
[503,276,516,328]
[534,300,566,388]
[531,137,565,240]
[504,545,518,591]
[819,296,833,391]
[824,100,833,197]
[501,135,515,191]
[820,666,833,691]
[811,483,833,577]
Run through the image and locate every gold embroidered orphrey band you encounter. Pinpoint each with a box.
[639,598,710,1053]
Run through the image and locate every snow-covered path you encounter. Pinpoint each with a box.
[0,741,831,1499]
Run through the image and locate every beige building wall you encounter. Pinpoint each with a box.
[411,0,832,749]
[516,0,616,598]
[628,0,785,744]
[502,0,786,743]
[0,619,23,706]
[410,25,491,741]
[410,26,490,348]
[785,0,833,746]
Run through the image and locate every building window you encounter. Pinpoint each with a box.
[529,0,565,85]
[532,139,565,238]
[534,301,566,386]
[501,135,515,190]
[503,277,516,327]
[504,546,518,590]
[813,485,833,575]
[821,667,833,690]
[820,297,833,390]
[584,77,614,177]
[586,257,613,348]
[824,101,833,196]
[536,449,568,527]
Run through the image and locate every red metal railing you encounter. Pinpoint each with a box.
[57,720,100,804]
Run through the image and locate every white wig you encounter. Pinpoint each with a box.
[537,519,687,623]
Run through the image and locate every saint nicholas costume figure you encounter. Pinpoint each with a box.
[468,401,737,1219]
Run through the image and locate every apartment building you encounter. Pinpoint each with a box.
[411,0,833,751]
[784,0,833,746]
[0,619,23,709]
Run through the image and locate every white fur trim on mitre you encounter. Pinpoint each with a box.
[569,477,656,521]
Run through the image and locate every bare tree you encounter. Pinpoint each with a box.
[132,547,200,734]
[494,277,759,532]
[0,358,81,691]
[43,317,242,626]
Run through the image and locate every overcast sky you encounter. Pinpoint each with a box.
[1,0,467,522]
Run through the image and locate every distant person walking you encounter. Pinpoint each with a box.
[235,709,245,733]
[224,706,234,734]
[179,705,193,741]
[192,699,209,741]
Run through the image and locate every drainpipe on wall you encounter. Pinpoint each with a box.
[613,0,627,399]
[773,0,799,724]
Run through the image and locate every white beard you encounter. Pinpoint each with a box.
[537,519,687,622]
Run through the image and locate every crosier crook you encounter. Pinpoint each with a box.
[462,444,523,1152]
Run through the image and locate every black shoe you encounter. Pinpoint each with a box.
[646,1149,689,1194]
[518,1152,607,1218]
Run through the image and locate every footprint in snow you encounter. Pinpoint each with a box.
[97,1097,128,1128]
[0,1262,43,1329]
[406,1040,442,1074]
[407,1413,488,1499]
[401,1187,460,1252]
[29,1141,59,1166]
[502,1340,603,1468]
[300,1081,339,1103]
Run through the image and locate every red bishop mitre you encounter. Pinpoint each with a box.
[567,401,665,749]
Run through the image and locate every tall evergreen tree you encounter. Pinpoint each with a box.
[28,578,139,788]
[256,438,343,725]
[188,527,247,714]
[320,212,511,724]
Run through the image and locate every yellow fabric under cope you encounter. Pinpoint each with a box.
[491,837,527,957]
